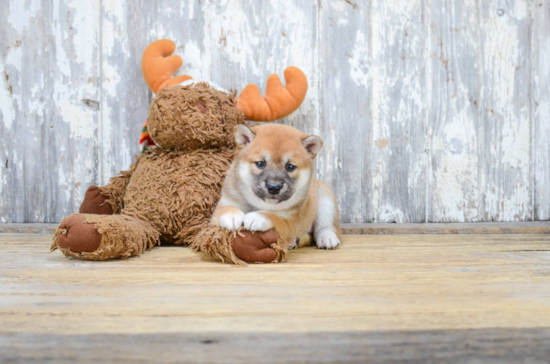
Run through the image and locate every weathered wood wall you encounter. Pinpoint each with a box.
[0,0,548,224]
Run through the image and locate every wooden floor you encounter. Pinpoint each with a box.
[1,232,550,363]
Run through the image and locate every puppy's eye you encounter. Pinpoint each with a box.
[255,161,266,169]
[285,163,296,172]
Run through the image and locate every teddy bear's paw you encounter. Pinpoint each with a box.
[243,212,273,232]
[315,231,340,250]
[231,229,279,263]
[56,214,102,253]
[219,210,245,231]
[79,186,113,215]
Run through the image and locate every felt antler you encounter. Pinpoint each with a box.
[141,39,192,93]
[236,66,308,121]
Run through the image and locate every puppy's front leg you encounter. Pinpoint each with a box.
[211,206,245,231]
[243,212,294,242]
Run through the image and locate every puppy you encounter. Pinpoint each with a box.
[211,123,341,250]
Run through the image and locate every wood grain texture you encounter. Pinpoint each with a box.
[0,0,549,224]
[318,0,371,223]
[0,1,101,223]
[533,1,550,220]
[3,233,550,334]
[481,0,533,221]
[99,0,151,185]
[2,233,550,362]
[2,329,550,363]
[371,0,427,223]
[427,0,483,222]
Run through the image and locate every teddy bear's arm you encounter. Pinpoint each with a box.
[189,224,287,265]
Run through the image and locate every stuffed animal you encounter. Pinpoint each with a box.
[50,39,308,265]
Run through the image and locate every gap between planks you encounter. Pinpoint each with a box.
[1,222,549,235]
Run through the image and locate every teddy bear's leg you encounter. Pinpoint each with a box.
[79,186,113,215]
[189,224,287,265]
[77,160,137,216]
[51,213,160,260]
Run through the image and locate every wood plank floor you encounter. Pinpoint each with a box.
[1,233,550,363]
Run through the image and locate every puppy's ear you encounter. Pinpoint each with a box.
[302,135,323,158]
[234,124,256,148]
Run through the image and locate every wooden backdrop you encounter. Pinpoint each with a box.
[0,0,549,224]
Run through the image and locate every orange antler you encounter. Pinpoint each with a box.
[141,39,192,93]
[236,66,308,121]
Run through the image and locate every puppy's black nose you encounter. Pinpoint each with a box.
[267,183,283,195]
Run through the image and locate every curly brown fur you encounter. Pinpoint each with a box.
[51,214,160,260]
[189,226,288,265]
[189,225,247,265]
[122,147,235,243]
[148,83,244,151]
[268,237,289,262]
[99,158,139,214]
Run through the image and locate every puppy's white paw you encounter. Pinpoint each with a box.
[316,231,340,249]
[219,210,245,230]
[243,212,273,232]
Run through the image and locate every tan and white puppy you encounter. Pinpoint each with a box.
[211,123,341,250]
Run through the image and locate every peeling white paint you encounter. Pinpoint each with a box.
[7,0,41,35]
[348,31,369,87]
[187,1,194,20]
[512,0,528,20]
[1,43,23,131]
[0,0,546,223]
[0,63,15,130]
[337,18,348,26]
[379,205,404,223]
[62,102,96,139]
[481,0,532,221]
[371,0,426,222]
[534,7,550,219]
[71,0,100,73]
[177,41,203,78]
[330,0,346,13]
[209,0,261,78]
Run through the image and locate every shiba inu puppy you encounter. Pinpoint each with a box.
[211,123,341,250]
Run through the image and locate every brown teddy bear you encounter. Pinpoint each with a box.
[50,39,308,265]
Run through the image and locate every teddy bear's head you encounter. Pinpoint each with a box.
[147,82,243,150]
[141,39,308,151]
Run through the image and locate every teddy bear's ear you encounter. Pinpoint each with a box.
[142,39,193,93]
[236,66,308,122]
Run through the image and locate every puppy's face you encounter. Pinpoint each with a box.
[234,124,322,208]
